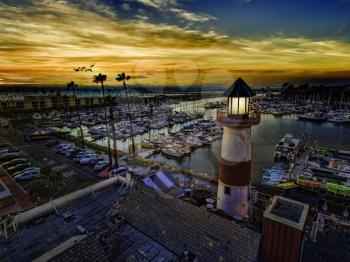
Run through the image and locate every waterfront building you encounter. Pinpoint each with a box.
[0,90,105,113]
[216,78,260,219]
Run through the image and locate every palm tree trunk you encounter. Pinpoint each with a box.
[123,80,135,159]
[72,88,85,149]
[101,83,113,166]
[109,102,119,168]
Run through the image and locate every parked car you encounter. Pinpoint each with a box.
[46,140,60,147]
[80,154,98,164]
[22,166,40,173]
[53,144,70,153]
[15,170,40,181]
[0,153,22,162]
[89,156,104,165]
[65,148,80,157]
[73,151,91,162]
[1,158,28,169]
[94,161,110,171]
[58,145,74,154]
[11,168,38,177]
[0,148,19,156]
[0,149,9,156]
[110,166,129,176]
[6,163,32,175]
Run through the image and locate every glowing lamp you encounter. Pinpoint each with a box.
[224,77,255,118]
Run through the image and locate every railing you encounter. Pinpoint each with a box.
[217,111,261,126]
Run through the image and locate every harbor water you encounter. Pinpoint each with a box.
[70,98,350,182]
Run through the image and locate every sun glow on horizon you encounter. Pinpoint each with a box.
[1,0,350,87]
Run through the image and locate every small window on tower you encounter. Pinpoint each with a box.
[224,186,231,195]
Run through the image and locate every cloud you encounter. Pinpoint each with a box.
[137,0,177,9]
[0,0,350,85]
[169,8,217,22]
[137,0,216,23]
[121,3,130,11]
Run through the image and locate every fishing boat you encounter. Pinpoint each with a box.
[328,115,350,124]
[141,142,154,149]
[185,137,203,149]
[89,127,107,135]
[274,134,304,164]
[270,109,285,116]
[137,149,154,159]
[326,182,350,198]
[261,167,286,185]
[297,112,328,122]
[161,147,186,159]
[328,159,350,173]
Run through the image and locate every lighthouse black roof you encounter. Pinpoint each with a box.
[224,78,256,97]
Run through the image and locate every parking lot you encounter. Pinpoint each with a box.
[0,129,123,195]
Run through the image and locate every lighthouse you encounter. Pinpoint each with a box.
[216,78,260,220]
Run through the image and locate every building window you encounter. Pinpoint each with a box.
[224,186,231,195]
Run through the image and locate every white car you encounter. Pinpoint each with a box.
[58,145,74,154]
[94,161,109,171]
[65,148,80,157]
[22,167,40,173]
[12,167,39,178]
[110,166,129,176]
[15,170,40,181]
[53,144,70,153]
[79,154,98,164]
[89,156,104,164]
[0,149,9,156]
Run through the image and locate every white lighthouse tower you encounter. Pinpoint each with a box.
[216,78,260,220]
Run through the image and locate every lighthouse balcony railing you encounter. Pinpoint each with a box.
[217,111,261,127]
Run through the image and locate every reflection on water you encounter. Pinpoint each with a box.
[71,99,350,182]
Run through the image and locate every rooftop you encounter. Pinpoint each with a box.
[223,78,256,97]
[264,196,309,231]
[0,186,175,261]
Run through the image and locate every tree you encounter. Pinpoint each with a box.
[105,94,119,168]
[27,166,64,204]
[93,73,112,166]
[116,72,135,159]
[67,81,85,150]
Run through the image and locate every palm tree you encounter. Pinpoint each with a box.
[106,94,119,168]
[116,72,135,159]
[67,81,85,150]
[93,73,112,166]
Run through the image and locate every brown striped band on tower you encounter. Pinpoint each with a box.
[219,158,251,186]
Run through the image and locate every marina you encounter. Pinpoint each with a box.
[2,1,350,261]
[1,80,350,262]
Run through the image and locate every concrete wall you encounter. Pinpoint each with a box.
[15,176,122,224]
[122,185,261,262]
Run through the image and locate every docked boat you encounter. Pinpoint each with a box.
[274,134,305,164]
[89,127,107,135]
[161,147,186,159]
[297,112,328,122]
[137,149,154,159]
[141,141,154,149]
[328,115,350,124]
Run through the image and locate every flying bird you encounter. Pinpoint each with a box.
[80,66,86,71]
[85,69,92,72]
[90,63,96,67]
[73,67,80,72]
